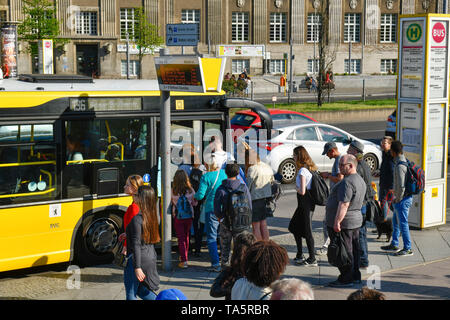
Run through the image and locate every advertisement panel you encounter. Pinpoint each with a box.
[216,45,264,57]
[1,24,18,77]
[38,39,54,74]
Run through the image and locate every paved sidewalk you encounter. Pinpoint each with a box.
[39,218,450,300]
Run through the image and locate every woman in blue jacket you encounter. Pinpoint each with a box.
[195,160,227,272]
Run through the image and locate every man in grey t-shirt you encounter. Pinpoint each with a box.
[317,142,344,256]
[326,154,366,288]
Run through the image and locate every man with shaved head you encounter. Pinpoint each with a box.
[325,154,366,288]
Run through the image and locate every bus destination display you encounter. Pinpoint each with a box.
[154,56,206,93]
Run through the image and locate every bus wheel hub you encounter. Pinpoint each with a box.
[86,219,118,254]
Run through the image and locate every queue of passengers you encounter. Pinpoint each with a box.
[118,135,403,300]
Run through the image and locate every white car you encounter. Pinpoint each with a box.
[239,122,382,184]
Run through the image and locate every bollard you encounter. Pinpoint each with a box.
[363,79,366,102]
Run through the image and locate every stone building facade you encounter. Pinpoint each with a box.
[0,0,447,78]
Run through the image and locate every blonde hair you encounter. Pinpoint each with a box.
[127,175,144,194]
[206,157,219,172]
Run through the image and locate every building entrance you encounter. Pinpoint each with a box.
[76,44,99,78]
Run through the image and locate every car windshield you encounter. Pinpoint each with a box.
[230,113,257,126]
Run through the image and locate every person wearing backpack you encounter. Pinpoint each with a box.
[289,146,318,267]
[214,163,253,268]
[171,170,198,268]
[381,140,414,257]
[195,159,228,272]
[178,144,206,257]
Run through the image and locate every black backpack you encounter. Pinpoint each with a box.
[189,167,203,192]
[309,171,330,206]
[225,184,252,235]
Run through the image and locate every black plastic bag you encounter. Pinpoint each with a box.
[327,232,352,268]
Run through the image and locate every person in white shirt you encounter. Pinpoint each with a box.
[288,146,318,267]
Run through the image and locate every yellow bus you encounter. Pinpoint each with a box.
[0,74,236,272]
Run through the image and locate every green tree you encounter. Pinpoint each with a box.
[129,7,163,79]
[315,0,337,107]
[17,0,68,54]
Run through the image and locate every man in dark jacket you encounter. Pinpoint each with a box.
[214,163,252,267]
[378,136,394,220]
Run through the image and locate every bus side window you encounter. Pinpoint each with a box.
[0,124,57,205]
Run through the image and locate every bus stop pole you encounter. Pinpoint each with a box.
[160,89,172,271]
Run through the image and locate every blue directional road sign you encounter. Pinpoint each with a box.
[166,23,199,46]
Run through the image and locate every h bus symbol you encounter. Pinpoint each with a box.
[407,23,422,42]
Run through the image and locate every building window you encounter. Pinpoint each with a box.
[380,14,397,43]
[381,59,397,73]
[344,13,360,42]
[75,12,97,35]
[121,60,140,77]
[344,59,361,74]
[307,13,321,43]
[0,10,7,22]
[181,9,200,40]
[232,12,249,42]
[268,59,285,74]
[307,59,319,73]
[270,12,287,43]
[120,8,138,40]
[232,59,250,74]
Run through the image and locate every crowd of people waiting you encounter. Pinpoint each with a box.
[118,133,409,300]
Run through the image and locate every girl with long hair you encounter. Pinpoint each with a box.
[124,185,160,300]
[288,146,318,267]
[171,169,197,268]
[119,175,144,254]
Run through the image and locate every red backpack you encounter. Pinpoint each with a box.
[398,159,425,196]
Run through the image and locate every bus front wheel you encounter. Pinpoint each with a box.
[74,212,123,267]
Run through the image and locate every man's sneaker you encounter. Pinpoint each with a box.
[381,244,400,252]
[328,280,354,288]
[316,247,328,256]
[178,261,188,269]
[296,258,318,267]
[395,249,413,257]
[293,254,306,264]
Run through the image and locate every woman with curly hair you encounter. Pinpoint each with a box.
[231,240,289,300]
[288,145,318,267]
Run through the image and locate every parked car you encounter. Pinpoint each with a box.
[231,109,317,132]
[239,122,382,184]
[385,110,396,138]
